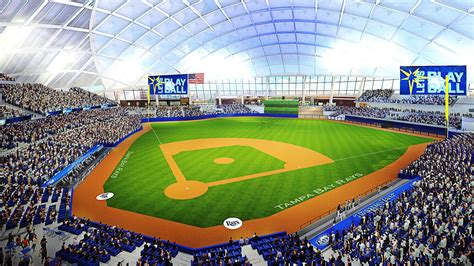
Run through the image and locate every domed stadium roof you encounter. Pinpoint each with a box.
[0,0,472,90]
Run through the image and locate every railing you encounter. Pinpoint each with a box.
[298,179,393,230]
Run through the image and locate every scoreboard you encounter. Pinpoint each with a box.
[399,65,467,96]
[148,74,188,95]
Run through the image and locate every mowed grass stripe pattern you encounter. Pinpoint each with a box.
[103,118,432,227]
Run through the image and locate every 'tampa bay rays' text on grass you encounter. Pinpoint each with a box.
[274,173,363,210]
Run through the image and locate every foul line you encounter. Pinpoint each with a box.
[150,124,163,145]
[334,145,412,162]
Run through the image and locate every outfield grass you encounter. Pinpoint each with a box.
[103,118,432,227]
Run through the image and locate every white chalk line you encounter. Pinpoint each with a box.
[334,145,411,162]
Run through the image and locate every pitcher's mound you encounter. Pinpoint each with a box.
[164,181,208,200]
[214,157,235,164]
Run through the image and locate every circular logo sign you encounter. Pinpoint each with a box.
[316,234,330,246]
[96,192,114,201]
[223,217,243,230]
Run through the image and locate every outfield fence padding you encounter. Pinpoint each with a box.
[344,115,447,136]
[141,113,298,123]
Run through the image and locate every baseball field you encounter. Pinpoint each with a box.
[100,117,432,228]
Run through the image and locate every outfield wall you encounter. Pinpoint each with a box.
[141,113,298,123]
[344,115,447,136]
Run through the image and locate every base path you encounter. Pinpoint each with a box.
[161,138,333,199]
[73,122,432,248]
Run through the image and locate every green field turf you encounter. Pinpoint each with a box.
[103,118,432,227]
[174,145,285,183]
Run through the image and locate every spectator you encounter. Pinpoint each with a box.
[1,83,115,114]
[0,106,28,120]
[330,134,473,265]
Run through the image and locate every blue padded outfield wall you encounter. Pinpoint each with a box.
[344,115,447,135]
[309,177,421,250]
[142,113,298,123]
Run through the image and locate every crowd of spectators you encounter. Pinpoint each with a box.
[154,106,205,118]
[218,104,258,114]
[152,104,257,118]
[1,108,141,185]
[400,133,472,179]
[182,106,206,117]
[0,182,70,264]
[251,233,328,265]
[357,89,394,102]
[389,111,468,129]
[393,95,458,105]
[330,134,473,264]
[1,83,115,114]
[324,106,470,129]
[58,217,178,265]
[140,241,176,265]
[0,73,15,81]
[0,108,131,149]
[357,89,458,105]
[324,106,392,119]
[0,105,29,119]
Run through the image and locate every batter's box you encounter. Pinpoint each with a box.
[161,138,334,200]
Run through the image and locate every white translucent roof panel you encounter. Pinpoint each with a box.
[0,0,472,90]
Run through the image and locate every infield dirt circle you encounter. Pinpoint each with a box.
[164,181,208,200]
[213,157,235,164]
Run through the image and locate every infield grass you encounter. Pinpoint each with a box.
[103,117,432,227]
[174,145,285,183]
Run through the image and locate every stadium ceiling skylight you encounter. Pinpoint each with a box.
[0,0,472,91]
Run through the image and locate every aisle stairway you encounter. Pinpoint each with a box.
[241,244,266,265]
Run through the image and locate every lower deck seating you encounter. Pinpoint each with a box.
[55,241,110,265]
[250,233,330,265]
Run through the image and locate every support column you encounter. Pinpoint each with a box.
[241,78,244,104]
[265,77,269,100]
[302,75,307,105]
[358,77,366,97]
[329,76,335,105]
[217,81,222,105]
